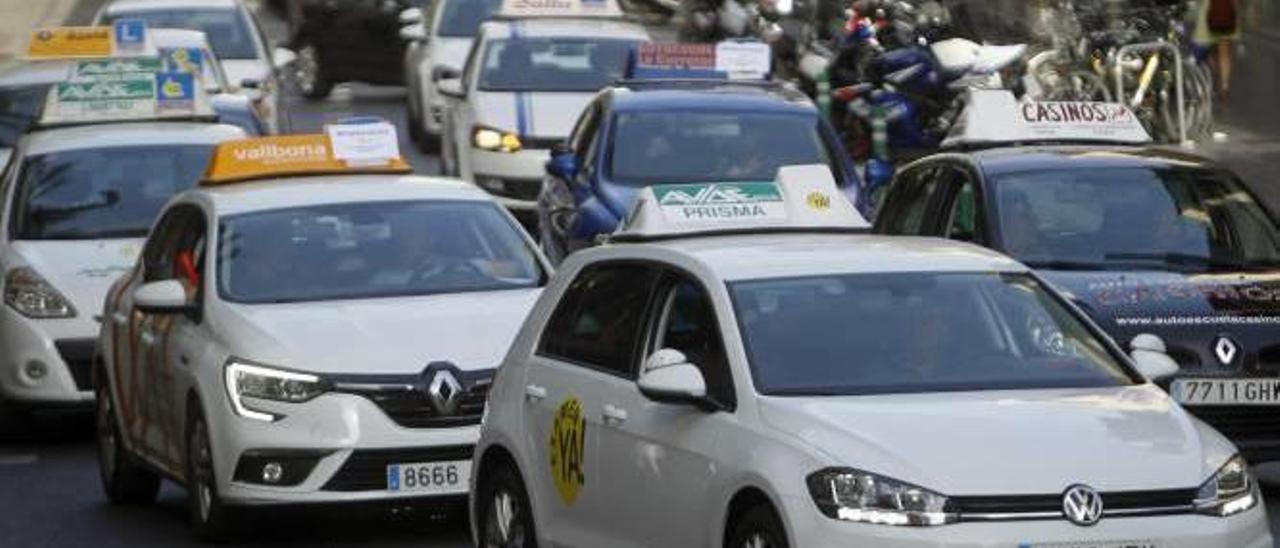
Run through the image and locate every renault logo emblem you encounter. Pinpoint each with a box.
[427,370,463,415]
[1214,336,1239,366]
[1062,484,1104,526]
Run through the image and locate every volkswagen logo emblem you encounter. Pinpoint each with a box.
[1213,336,1239,366]
[1062,484,1104,526]
[427,370,463,416]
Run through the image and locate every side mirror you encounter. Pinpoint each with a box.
[432,66,461,82]
[399,24,428,43]
[545,144,580,181]
[239,78,262,90]
[438,77,464,99]
[1129,333,1180,383]
[272,47,297,71]
[399,6,424,24]
[134,280,194,315]
[637,349,709,407]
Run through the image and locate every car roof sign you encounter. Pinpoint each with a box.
[626,41,771,81]
[613,164,868,241]
[942,90,1152,148]
[496,0,624,19]
[201,126,411,185]
[25,25,152,60]
[38,63,215,126]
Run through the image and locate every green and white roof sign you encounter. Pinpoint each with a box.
[653,182,788,226]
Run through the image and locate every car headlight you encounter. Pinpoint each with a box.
[1196,455,1258,517]
[473,126,522,153]
[3,267,76,319]
[224,361,328,422]
[806,468,956,526]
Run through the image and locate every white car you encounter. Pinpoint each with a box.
[95,136,551,540]
[95,0,287,133]
[0,123,245,409]
[401,0,502,152]
[470,168,1273,548]
[438,16,649,217]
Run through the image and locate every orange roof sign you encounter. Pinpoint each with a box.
[202,131,411,185]
[27,27,115,59]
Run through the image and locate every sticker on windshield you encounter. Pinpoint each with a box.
[653,182,787,226]
[549,396,585,505]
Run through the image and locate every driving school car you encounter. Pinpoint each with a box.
[471,165,1270,548]
[438,0,649,217]
[874,90,1280,463]
[95,128,551,540]
[537,41,862,263]
[0,61,244,409]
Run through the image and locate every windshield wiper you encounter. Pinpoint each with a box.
[27,190,120,221]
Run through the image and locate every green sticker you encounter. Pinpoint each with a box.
[654,182,783,206]
[75,57,163,78]
[56,79,154,102]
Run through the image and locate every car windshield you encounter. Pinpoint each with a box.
[995,167,1280,271]
[11,145,215,240]
[609,112,833,186]
[217,200,545,304]
[437,0,501,37]
[477,38,635,92]
[0,85,48,149]
[732,272,1136,396]
[103,9,258,60]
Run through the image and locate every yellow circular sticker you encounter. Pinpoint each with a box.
[549,397,585,505]
[806,191,832,211]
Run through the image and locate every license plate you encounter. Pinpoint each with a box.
[386,460,470,494]
[1020,542,1161,548]
[1171,378,1280,406]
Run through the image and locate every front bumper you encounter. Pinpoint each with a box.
[784,494,1272,548]
[468,147,549,211]
[212,391,479,506]
[0,304,95,406]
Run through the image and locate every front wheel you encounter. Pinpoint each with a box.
[477,463,538,548]
[96,383,160,504]
[186,406,235,542]
[726,503,789,548]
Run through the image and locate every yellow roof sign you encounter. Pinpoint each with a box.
[202,134,412,185]
[27,27,115,59]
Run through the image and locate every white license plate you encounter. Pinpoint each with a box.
[1171,378,1280,406]
[386,460,471,494]
[1021,542,1161,548]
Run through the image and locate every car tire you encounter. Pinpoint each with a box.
[293,40,333,101]
[186,405,235,542]
[408,104,441,154]
[95,383,160,504]
[477,462,538,548]
[726,502,789,548]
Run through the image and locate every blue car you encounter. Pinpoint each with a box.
[536,79,863,262]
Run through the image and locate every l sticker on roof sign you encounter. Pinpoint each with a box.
[654,182,787,226]
[160,47,203,74]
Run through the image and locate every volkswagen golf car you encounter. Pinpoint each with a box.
[95,131,550,540]
[470,165,1270,548]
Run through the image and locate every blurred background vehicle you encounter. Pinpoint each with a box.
[273,0,422,100]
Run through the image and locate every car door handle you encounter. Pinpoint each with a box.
[602,404,627,425]
[524,384,547,402]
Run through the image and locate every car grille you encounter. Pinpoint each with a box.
[948,488,1198,521]
[54,339,95,391]
[321,445,474,492]
[330,367,493,429]
[1187,405,1280,460]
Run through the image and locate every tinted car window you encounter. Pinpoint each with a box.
[878,167,940,236]
[103,9,258,59]
[609,112,832,186]
[437,0,502,37]
[540,264,659,377]
[478,38,636,92]
[652,278,735,408]
[11,145,214,240]
[0,85,47,148]
[217,200,543,303]
[731,272,1135,396]
[995,167,1280,270]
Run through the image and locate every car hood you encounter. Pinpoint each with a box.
[473,90,594,141]
[9,240,142,315]
[1039,269,1280,372]
[760,385,1234,495]
[219,288,541,375]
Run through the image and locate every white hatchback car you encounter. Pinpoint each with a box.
[470,170,1272,548]
[95,136,551,540]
